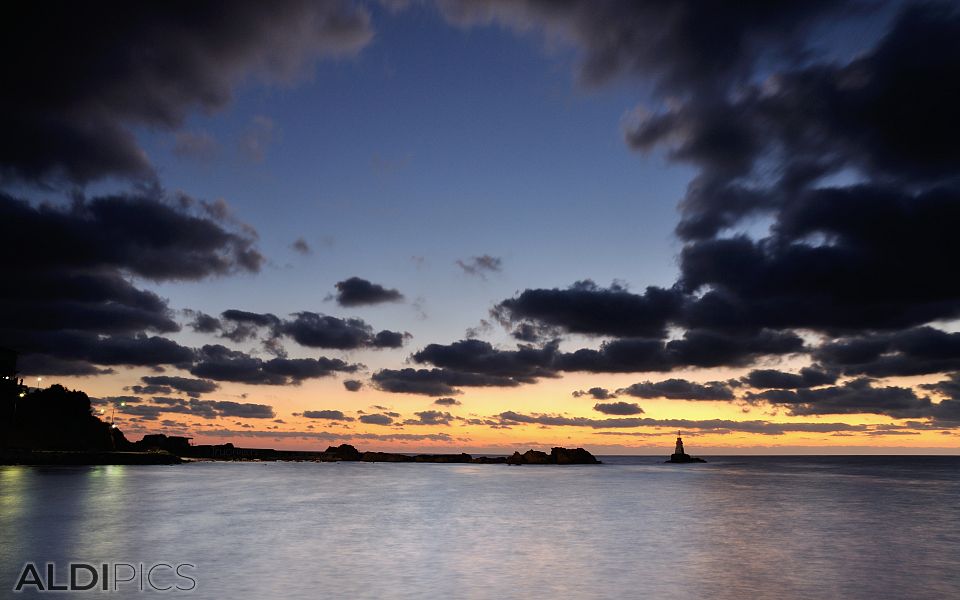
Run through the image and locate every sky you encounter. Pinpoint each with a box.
[3,0,960,454]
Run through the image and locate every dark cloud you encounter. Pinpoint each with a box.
[464,319,494,340]
[359,413,394,426]
[202,429,454,442]
[1,191,261,288]
[494,411,866,435]
[678,192,960,333]
[267,356,359,380]
[333,277,404,307]
[444,1,960,400]
[437,0,850,90]
[404,410,456,426]
[302,410,355,421]
[188,308,407,351]
[218,309,281,343]
[16,354,114,377]
[185,310,223,334]
[625,4,960,239]
[371,367,522,396]
[118,404,167,420]
[746,378,933,419]
[493,280,684,338]
[618,379,734,401]
[95,395,142,406]
[0,0,372,185]
[292,237,312,255]
[572,387,615,400]
[433,397,461,406]
[921,373,960,399]
[91,335,195,366]
[815,327,960,377]
[141,375,219,396]
[0,190,263,375]
[0,191,262,281]
[369,338,563,395]
[491,282,805,373]
[412,339,559,382]
[190,344,359,385]
[619,3,960,346]
[9,332,195,374]
[211,400,275,419]
[743,367,837,389]
[593,402,644,416]
[343,379,364,392]
[280,312,407,350]
[556,329,803,373]
[149,396,214,419]
[383,329,802,392]
[455,254,502,277]
[128,384,173,396]
[190,344,280,385]
[121,396,275,420]
[508,322,558,343]
[373,330,410,349]
[932,399,960,425]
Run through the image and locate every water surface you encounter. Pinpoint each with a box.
[2,456,958,598]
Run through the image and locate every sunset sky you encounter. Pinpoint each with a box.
[3,0,960,453]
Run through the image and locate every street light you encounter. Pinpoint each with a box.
[110,400,126,427]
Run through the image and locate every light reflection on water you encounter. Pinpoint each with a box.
[1,456,958,599]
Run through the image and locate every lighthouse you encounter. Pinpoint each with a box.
[667,431,706,463]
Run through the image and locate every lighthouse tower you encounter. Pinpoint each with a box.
[667,431,705,463]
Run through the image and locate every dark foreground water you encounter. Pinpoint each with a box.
[2,456,959,599]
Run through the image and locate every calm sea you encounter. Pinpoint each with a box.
[1,456,958,599]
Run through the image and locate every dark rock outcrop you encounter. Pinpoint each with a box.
[506,447,600,465]
[551,447,601,464]
[322,443,362,461]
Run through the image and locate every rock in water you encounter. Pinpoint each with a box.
[506,451,526,465]
[322,444,362,461]
[551,447,600,464]
[506,447,600,464]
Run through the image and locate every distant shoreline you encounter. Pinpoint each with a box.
[0,444,601,466]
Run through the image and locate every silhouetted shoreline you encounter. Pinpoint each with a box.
[0,443,601,466]
[1,381,602,466]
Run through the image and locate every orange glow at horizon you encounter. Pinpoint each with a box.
[39,365,960,454]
